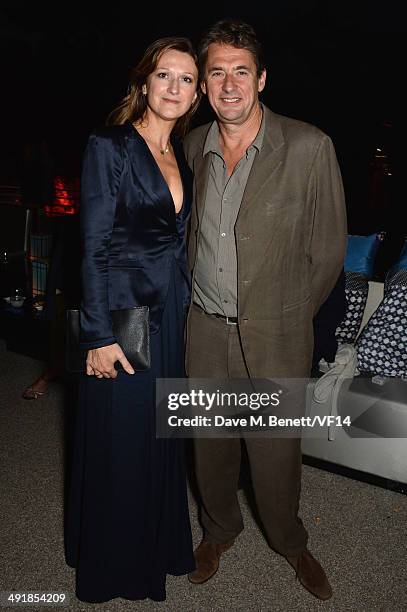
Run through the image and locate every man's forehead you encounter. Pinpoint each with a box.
[206,43,255,68]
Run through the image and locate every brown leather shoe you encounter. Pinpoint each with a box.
[286,549,332,600]
[188,538,234,584]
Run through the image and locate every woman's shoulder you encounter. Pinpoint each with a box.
[87,122,132,144]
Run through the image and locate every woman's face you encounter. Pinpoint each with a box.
[145,49,198,123]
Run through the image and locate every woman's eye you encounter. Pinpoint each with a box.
[157,72,168,78]
[182,76,193,83]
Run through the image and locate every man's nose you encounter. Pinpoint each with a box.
[222,73,235,92]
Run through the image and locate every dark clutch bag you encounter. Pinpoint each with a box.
[66,306,150,373]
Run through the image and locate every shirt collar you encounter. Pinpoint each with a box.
[203,103,266,157]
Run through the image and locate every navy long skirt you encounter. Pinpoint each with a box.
[65,263,195,602]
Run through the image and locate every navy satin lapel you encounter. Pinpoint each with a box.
[173,140,192,222]
[125,123,173,223]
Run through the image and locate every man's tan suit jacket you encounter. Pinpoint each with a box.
[184,106,347,377]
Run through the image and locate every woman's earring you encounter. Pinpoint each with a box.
[142,84,147,95]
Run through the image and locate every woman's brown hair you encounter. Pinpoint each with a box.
[107,37,201,138]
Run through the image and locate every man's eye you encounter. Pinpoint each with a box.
[237,71,248,76]
[211,71,223,77]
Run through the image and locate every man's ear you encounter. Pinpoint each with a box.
[201,81,207,95]
[258,68,267,93]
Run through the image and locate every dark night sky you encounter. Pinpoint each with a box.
[1,1,406,233]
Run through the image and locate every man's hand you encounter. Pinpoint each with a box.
[86,343,135,378]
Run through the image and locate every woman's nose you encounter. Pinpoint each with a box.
[168,77,180,94]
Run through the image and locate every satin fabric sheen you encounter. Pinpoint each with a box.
[79,121,191,349]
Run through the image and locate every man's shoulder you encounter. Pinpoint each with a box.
[184,122,212,159]
[185,122,213,143]
[268,108,329,144]
[264,108,333,162]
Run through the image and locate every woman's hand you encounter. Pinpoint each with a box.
[86,343,135,378]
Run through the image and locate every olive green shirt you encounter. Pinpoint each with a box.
[193,107,265,316]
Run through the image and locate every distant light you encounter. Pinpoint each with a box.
[376,148,382,152]
[44,176,80,217]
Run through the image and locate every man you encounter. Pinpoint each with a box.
[184,20,347,601]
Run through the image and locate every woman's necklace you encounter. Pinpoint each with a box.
[160,142,170,155]
[136,125,170,156]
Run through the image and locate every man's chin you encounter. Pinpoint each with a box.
[217,110,245,124]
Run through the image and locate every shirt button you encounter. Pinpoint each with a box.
[219,267,223,272]
[221,232,226,237]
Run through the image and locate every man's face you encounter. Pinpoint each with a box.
[202,43,266,126]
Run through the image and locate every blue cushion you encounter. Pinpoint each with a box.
[344,233,381,278]
[391,240,407,274]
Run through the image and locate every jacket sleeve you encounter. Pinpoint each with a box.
[307,135,348,316]
[79,132,123,349]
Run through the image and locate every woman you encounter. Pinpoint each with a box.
[65,37,200,602]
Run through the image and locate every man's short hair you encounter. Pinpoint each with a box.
[198,19,265,78]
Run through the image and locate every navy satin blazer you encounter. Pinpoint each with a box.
[79,121,192,350]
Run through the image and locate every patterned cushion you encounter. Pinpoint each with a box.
[386,266,407,290]
[335,272,369,345]
[356,269,407,377]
